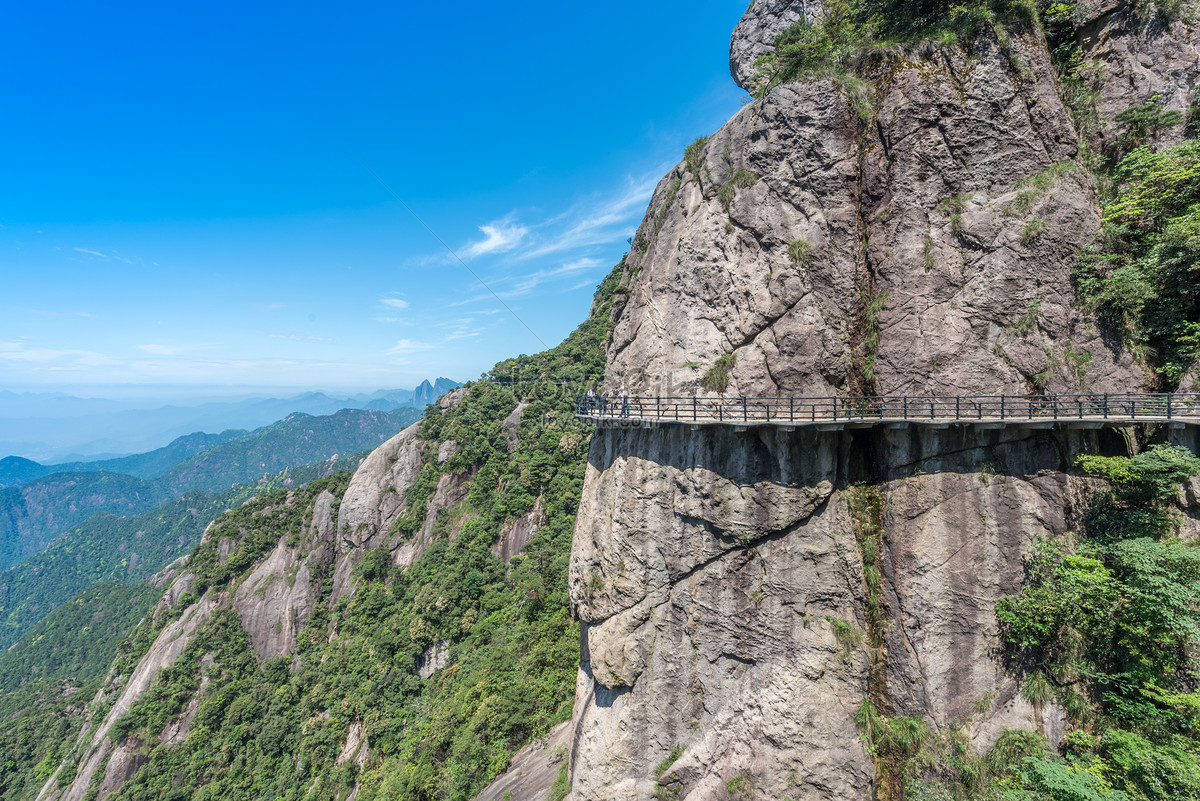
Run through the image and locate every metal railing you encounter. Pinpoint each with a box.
[575,393,1200,426]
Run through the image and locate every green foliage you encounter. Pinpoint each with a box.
[717,170,758,215]
[546,762,570,801]
[0,582,156,694]
[0,484,267,651]
[787,238,812,266]
[860,288,892,383]
[654,176,683,234]
[855,699,934,761]
[1111,99,1186,160]
[683,137,708,185]
[826,615,865,658]
[1020,756,1128,801]
[1022,217,1049,246]
[1100,728,1200,801]
[751,0,1038,97]
[725,771,755,799]
[995,441,1200,798]
[700,352,737,395]
[160,407,418,494]
[657,744,684,777]
[938,193,971,235]
[1075,140,1200,384]
[0,472,173,572]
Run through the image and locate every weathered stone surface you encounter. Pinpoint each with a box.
[492,496,546,562]
[569,14,1170,791]
[233,490,337,660]
[1079,4,1200,152]
[473,720,572,801]
[608,29,1144,401]
[329,423,424,604]
[417,640,450,679]
[729,0,823,93]
[567,425,1104,800]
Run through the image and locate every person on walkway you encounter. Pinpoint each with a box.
[586,386,597,414]
[619,385,630,418]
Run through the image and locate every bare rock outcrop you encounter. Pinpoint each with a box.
[1078,2,1200,152]
[608,27,1143,401]
[567,424,1111,800]
[233,489,338,660]
[474,721,573,801]
[729,0,823,93]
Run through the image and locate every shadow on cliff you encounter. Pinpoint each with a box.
[586,423,1133,488]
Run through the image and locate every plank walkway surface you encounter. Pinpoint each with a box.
[575,393,1200,429]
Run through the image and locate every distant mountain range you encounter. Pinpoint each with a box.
[0,401,436,651]
[0,378,459,462]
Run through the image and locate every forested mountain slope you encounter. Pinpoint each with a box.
[0,408,418,576]
[7,265,619,801]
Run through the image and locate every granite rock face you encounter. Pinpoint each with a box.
[729,0,823,93]
[608,28,1142,401]
[565,3,1198,799]
[1078,2,1200,152]
[566,425,1093,801]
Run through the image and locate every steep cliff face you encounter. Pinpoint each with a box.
[567,3,1199,800]
[610,21,1142,400]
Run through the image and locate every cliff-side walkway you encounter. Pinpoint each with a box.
[575,393,1200,429]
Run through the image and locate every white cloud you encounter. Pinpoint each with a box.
[379,297,410,310]
[521,173,660,259]
[462,214,528,258]
[386,338,433,355]
[74,247,106,258]
[508,257,604,296]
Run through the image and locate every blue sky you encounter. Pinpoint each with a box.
[1,0,750,400]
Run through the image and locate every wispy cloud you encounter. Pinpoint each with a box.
[72,247,133,264]
[386,338,433,355]
[462,214,529,258]
[520,172,660,260]
[509,257,603,296]
[379,296,410,310]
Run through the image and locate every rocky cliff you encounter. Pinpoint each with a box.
[565,2,1200,800]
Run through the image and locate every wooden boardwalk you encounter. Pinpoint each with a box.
[575,393,1200,430]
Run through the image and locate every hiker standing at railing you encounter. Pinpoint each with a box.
[619,385,630,418]
[586,386,597,414]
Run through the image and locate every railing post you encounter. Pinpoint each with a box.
[790,396,795,423]
[693,397,697,422]
[743,397,748,422]
[903,396,907,420]
[956,396,960,420]
[1103,393,1108,419]
[1000,395,1005,420]
[1168,393,1173,420]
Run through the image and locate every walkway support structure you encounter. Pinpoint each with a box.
[574,393,1200,428]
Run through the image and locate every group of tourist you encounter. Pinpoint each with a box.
[583,385,632,417]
